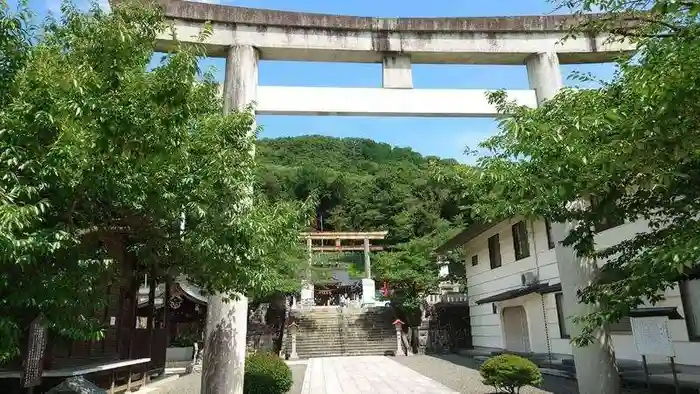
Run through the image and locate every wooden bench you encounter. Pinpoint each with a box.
[0,358,151,393]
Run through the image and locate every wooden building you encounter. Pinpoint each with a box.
[0,268,161,393]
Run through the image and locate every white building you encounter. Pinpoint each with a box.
[437,217,700,366]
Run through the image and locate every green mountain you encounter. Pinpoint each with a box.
[255,135,468,245]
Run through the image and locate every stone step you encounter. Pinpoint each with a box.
[297,338,396,346]
[297,338,395,343]
[297,337,395,343]
[296,325,394,330]
[297,338,395,344]
[296,321,394,326]
[297,329,394,335]
[295,317,394,321]
[296,327,394,332]
[294,312,393,316]
[296,341,394,349]
[295,348,397,359]
[293,316,393,322]
[297,326,393,330]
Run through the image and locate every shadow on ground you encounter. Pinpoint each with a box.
[394,354,659,394]
[153,364,307,394]
[424,354,578,394]
[392,353,574,393]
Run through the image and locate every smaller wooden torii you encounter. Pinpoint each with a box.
[300,231,388,279]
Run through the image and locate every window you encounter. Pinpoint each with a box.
[555,292,570,339]
[680,278,700,341]
[595,216,625,233]
[512,221,531,260]
[545,219,555,249]
[591,195,624,232]
[609,317,633,333]
[488,234,501,269]
[448,260,465,279]
[471,255,478,266]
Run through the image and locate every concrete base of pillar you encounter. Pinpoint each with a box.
[361,278,375,306]
[201,293,248,394]
[300,281,314,306]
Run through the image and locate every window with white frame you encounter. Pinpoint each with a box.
[511,221,530,261]
[488,234,501,269]
[545,219,555,249]
[555,292,570,339]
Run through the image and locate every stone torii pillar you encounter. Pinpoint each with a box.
[201,44,258,394]
[526,51,620,394]
[299,237,314,306]
[361,237,376,305]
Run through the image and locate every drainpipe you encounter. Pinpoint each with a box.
[530,220,553,367]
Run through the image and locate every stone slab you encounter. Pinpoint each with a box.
[300,356,458,394]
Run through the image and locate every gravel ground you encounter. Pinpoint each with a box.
[392,354,650,394]
[153,364,307,394]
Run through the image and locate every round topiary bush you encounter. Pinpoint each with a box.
[479,354,543,394]
[243,352,293,394]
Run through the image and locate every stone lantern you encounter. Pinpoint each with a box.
[392,319,405,356]
[287,322,299,360]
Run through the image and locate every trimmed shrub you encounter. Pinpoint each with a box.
[479,354,543,394]
[243,352,293,394]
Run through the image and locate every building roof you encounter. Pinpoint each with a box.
[315,269,362,288]
[137,279,208,308]
[475,282,559,305]
[434,219,505,254]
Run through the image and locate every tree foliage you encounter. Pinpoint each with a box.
[255,135,470,245]
[373,228,465,323]
[0,0,310,363]
[459,0,700,345]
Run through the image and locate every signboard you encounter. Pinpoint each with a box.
[21,315,48,388]
[630,316,675,357]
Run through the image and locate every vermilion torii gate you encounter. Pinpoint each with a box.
[299,231,388,307]
[118,0,637,393]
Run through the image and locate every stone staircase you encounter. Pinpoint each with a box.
[289,306,397,359]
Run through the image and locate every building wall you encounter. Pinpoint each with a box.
[462,217,700,365]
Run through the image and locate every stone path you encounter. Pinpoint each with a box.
[301,356,457,394]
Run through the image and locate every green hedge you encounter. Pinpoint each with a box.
[480,354,543,394]
[243,352,293,394]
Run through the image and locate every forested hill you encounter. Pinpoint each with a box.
[255,135,470,245]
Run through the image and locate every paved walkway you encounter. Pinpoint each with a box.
[300,356,458,394]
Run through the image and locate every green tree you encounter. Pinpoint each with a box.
[0,0,309,363]
[373,228,463,325]
[459,0,700,346]
[256,135,471,244]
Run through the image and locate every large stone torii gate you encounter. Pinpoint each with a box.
[119,1,636,393]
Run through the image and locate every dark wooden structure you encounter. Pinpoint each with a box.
[135,279,207,362]
[313,270,363,306]
[0,269,155,393]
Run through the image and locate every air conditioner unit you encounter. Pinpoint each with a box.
[521,272,538,286]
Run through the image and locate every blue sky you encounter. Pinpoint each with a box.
[25,0,616,163]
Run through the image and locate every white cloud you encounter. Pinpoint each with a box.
[98,0,111,11]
